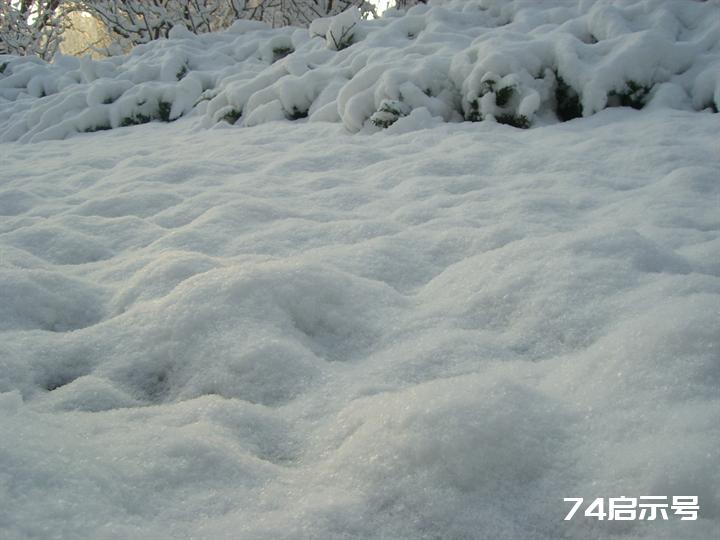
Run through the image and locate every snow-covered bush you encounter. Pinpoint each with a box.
[313,7,363,51]
[553,71,583,122]
[463,73,536,129]
[370,98,411,127]
[607,80,651,110]
[1,0,719,142]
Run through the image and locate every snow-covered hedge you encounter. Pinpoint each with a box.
[1,0,718,142]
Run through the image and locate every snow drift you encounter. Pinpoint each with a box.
[1,107,719,539]
[1,0,719,142]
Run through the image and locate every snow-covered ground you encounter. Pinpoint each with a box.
[2,107,718,540]
[1,1,719,539]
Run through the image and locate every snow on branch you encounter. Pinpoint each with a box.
[0,0,65,60]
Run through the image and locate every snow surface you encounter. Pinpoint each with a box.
[1,1,720,539]
[1,0,719,142]
[1,106,719,539]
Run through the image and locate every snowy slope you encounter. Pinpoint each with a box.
[1,1,720,539]
[1,0,719,142]
[1,107,719,539]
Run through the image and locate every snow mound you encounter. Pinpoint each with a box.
[1,0,719,141]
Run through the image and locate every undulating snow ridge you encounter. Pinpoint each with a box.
[1,0,719,142]
[1,108,719,539]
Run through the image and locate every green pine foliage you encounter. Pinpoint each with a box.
[554,72,582,121]
[465,78,528,128]
[608,80,650,109]
[158,101,172,122]
[495,85,514,107]
[288,106,308,120]
[466,98,482,122]
[272,46,294,63]
[120,113,153,127]
[83,123,112,133]
[371,100,409,128]
[221,108,242,124]
[496,113,530,129]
